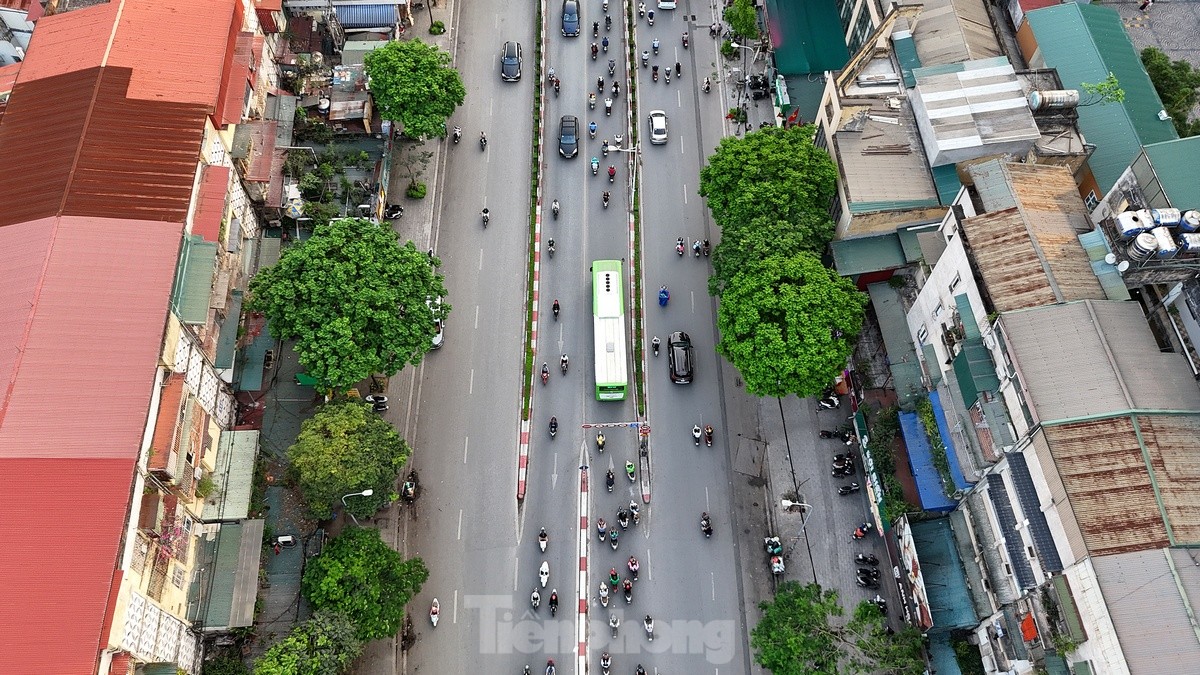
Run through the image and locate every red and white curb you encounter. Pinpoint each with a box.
[576,463,591,673]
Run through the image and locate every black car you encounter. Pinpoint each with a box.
[558,115,579,158]
[668,331,694,384]
[500,41,522,81]
[561,0,580,36]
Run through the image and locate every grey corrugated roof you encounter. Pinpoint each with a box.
[835,98,941,212]
[911,0,1001,67]
[1001,300,1200,422]
[1092,549,1200,673]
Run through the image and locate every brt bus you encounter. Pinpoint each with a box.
[592,260,628,401]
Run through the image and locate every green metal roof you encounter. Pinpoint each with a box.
[831,233,907,276]
[765,0,850,75]
[893,31,921,88]
[1142,137,1200,209]
[931,163,963,205]
[170,235,217,324]
[897,227,925,263]
[1026,4,1177,193]
[849,197,941,214]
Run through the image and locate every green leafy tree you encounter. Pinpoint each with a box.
[717,252,866,398]
[364,39,466,138]
[247,218,449,389]
[288,401,410,519]
[203,654,250,675]
[1142,47,1200,137]
[302,528,429,641]
[254,610,362,675]
[699,126,837,260]
[752,582,925,675]
[709,212,835,296]
[723,0,759,41]
[1079,72,1125,106]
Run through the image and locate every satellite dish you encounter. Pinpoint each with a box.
[1117,260,1130,273]
[1104,253,1117,265]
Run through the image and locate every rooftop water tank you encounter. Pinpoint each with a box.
[1153,227,1178,258]
[1181,210,1200,233]
[1152,208,1182,227]
[1028,89,1080,111]
[1128,232,1158,261]
[1116,210,1152,239]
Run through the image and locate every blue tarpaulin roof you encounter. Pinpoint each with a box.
[333,4,398,28]
[899,411,958,511]
[930,391,972,490]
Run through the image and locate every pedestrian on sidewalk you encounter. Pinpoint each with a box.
[1138,0,1152,10]
[710,22,719,38]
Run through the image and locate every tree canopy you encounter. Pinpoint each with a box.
[302,528,429,641]
[247,217,449,390]
[1142,47,1200,137]
[716,252,866,398]
[254,610,362,675]
[709,212,834,296]
[364,39,466,139]
[698,125,837,239]
[723,0,759,40]
[752,581,925,675]
[288,401,411,519]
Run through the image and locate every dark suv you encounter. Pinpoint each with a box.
[668,331,694,384]
[558,115,579,158]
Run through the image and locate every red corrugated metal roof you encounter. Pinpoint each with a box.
[242,120,278,183]
[149,375,186,471]
[0,215,181,674]
[1020,0,1060,11]
[193,165,231,242]
[0,457,136,675]
[16,0,239,108]
[213,7,251,128]
[0,62,20,94]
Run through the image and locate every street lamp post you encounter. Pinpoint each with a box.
[341,489,375,527]
[781,499,819,584]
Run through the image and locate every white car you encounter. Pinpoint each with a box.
[648,110,668,145]
[428,297,445,349]
[657,0,676,8]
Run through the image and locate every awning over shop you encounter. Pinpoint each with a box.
[201,430,260,521]
[188,520,263,630]
[899,410,958,511]
[171,235,218,324]
[333,3,399,29]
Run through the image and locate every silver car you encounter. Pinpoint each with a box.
[648,110,668,145]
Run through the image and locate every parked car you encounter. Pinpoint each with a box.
[648,110,668,145]
[428,297,445,349]
[561,0,580,36]
[500,41,522,81]
[558,115,579,158]
[668,331,694,383]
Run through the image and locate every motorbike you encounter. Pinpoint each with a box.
[596,431,605,452]
[652,337,660,356]
[599,583,609,607]
[589,121,597,138]
[665,70,671,84]
[593,22,599,36]
[549,590,559,616]
[857,553,879,566]
[384,203,404,219]
[872,594,888,614]
[821,429,855,444]
[701,513,713,538]
[400,470,419,504]
[553,78,560,96]
[608,166,616,183]
[549,417,558,438]
[647,10,654,25]
[643,616,654,641]
[852,522,874,540]
[551,201,560,219]
[430,599,440,626]
[597,77,605,93]
[538,528,548,552]
[652,66,659,82]
[452,127,462,144]
[600,653,611,675]
[856,576,880,589]
[602,37,609,53]
[546,659,556,675]
[541,363,549,385]
[764,536,783,556]
[480,133,488,150]
[609,568,620,590]
[703,239,711,256]
[693,240,702,257]
[482,209,490,227]
[658,285,669,307]
[704,425,713,447]
[817,394,841,410]
[626,461,636,482]
[591,157,599,175]
[552,300,560,320]
[839,483,861,495]
[597,518,608,542]
[628,501,641,525]
[652,39,660,55]
[603,0,609,12]
[603,192,610,209]
[692,425,702,446]
[623,580,633,603]
[531,588,541,609]
[605,98,613,116]
[605,15,612,31]
[591,43,598,60]
[675,237,685,256]
[365,394,389,412]
[539,561,550,587]
[559,354,568,374]
[682,32,689,48]
[606,470,615,492]
[638,2,645,17]
[703,77,711,93]
[610,614,620,639]
[614,133,624,147]
[608,59,616,76]
[610,529,619,550]
[857,567,880,579]
[675,62,682,76]
[611,82,620,99]
[548,238,556,258]
[618,509,630,530]
[589,93,596,110]
[770,555,786,575]
[628,556,640,580]
[641,50,649,68]
[602,140,609,156]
